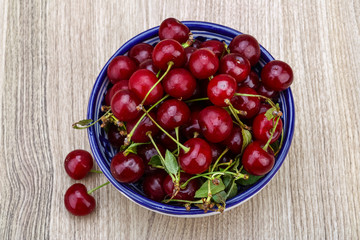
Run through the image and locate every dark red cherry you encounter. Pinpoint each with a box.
[158,18,190,43]
[128,43,153,65]
[198,106,233,143]
[181,109,202,139]
[139,59,159,75]
[257,84,279,100]
[178,138,212,174]
[158,130,178,151]
[192,39,202,48]
[231,86,260,119]
[107,56,137,84]
[126,112,159,143]
[143,171,167,201]
[258,102,272,114]
[200,40,225,58]
[252,113,283,144]
[64,183,96,216]
[220,53,251,82]
[110,152,145,183]
[107,125,125,148]
[110,89,141,121]
[163,68,197,99]
[128,69,164,105]
[189,48,219,79]
[152,39,186,70]
[261,60,294,91]
[105,80,129,105]
[229,34,261,66]
[137,144,166,171]
[64,149,93,180]
[163,173,200,200]
[222,126,243,154]
[238,70,260,89]
[242,141,275,175]
[184,47,197,67]
[207,74,237,107]
[209,143,222,163]
[156,99,190,130]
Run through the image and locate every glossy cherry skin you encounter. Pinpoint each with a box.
[152,39,186,70]
[192,39,202,48]
[258,102,272,114]
[181,109,202,139]
[128,69,164,105]
[184,47,197,67]
[220,53,251,82]
[261,60,294,91]
[139,59,159,74]
[128,43,153,65]
[64,150,93,180]
[158,18,190,43]
[198,106,233,143]
[156,99,190,130]
[163,173,200,200]
[107,56,137,84]
[257,84,279,99]
[178,138,212,174]
[229,34,261,66]
[143,170,167,201]
[252,113,283,144]
[222,126,243,154]
[207,74,237,107]
[200,40,225,58]
[104,80,129,105]
[238,71,260,89]
[107,125,125,148]
[189,48,219,79]
[126,112,159,143]
[137,144,166,172]
[163,68,197,99]
[242,141,275,175]
[64,183,96,216]
[110,152,145,183]
[158,130,178,151]
[231,86,260,119]
[110,89,141,122]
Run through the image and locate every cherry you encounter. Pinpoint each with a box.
[137,144,166,171]
[156,99,190,130]
[219,53,251,82]
[107,125,125,148]
[192,39,202,48]
[229,34,261,66]
[184,47,197,67]
[110,152,145,183]
[64,183,96,216]
[158,130,178,151]
[126,112,159,143]
[152,39,186,70]
[158,18,190,43]
[188,48,219,79]
[143,170,167,201]
[257,84,279,99]
[242,141,275,175]
[231,86,260,119]
[163,68,197,99]
[209,143,222,163]
[128,43,153,65]
[163,173,200,200]
[207,74,237,107]
[110,89,141,122]
[238,70,260,89]
[252,113,283,144]
[258,102,272,114]
[200,40,225,58]
[221,125,243,154]
[128,69,164,105]
[107,56,137,84]
[181,109,202,139]
[178,138,212,174]
[261,60,294,91]
[105,80,129,105]
[64,149,93,180]
[198,106,233,143]
[139,59,159,75]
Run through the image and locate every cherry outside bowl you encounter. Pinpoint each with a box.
[87,21,295,217]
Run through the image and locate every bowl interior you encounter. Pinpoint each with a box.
[87,21,295,216]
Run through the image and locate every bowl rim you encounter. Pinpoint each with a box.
[87,20,295,217]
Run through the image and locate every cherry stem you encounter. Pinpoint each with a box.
[140,61,174,106]
[87,181,110,194]
[225,99,251,130]
[185,97,209,103]
[211,148,229,172]
[73,109,112,129]
[89,169,103,174]
[156,69,161,78]
[263,117,280,151]
[274,129,284,156]
[162,199,203,204]
[175,127,180,156]
[181,33,194,48]
[234,93,279,110]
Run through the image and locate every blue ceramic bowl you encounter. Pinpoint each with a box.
[87,21,295,217]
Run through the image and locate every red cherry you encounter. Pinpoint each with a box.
[238,71,260,89]
[257,84,279,99]
[198,106,233,143]
[188,48,219,79]
[143,171,167,202]
[219,53,251,82]
[128,43,153,65]
[158,130,179,151]
[139,59,159,75]
[229,34,261,66]
[126,112,159,143]
[110,89,141,122]
[152,39,186,70]
[200,40,225,58]
[184,47,197,68]
[222,126,243,154]
[64,150,93,180]
[252,113,283,144]
[158,18,190,43]
[242,141,275,175]
[110,152,145,183]
[207,74,237,107]
[258,102,272,114]
[137,144,166,172]
[231,86,260,119]
[181,109,202,139]
[163,173,200,200]
[105,80,129,105]
[107,125,125,148]
[156,99,190,130]
[64,183,96,216]
[163,68,197,99]
[261,60,294,91]
[107,56,137,84]
[192,39,202,48]
[128,69,164,105]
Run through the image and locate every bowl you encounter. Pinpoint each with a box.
[87,21,295,217]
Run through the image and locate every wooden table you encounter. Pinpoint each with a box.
[1,0,359,239]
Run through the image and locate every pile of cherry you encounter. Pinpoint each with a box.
[65,18,293,216]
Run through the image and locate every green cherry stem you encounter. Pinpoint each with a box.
[234,93,279,110]
[185,97,209,103]
[162,198,203,204]
[274,129,284,156]
[211,148,229,172]
[72,109,112,129]
[181,33,194,48]
[156,69,161,78]
[175,127,180,156]
[224,99,251,130]
[263,116,280,152]
[87,181,110,195]
[89,169,103,174]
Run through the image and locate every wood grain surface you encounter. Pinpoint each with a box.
[0,0,359,239]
